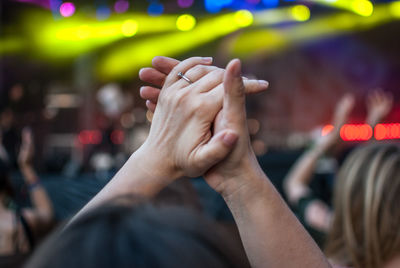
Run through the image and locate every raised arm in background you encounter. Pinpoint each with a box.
[283,94,355,207]
[18,128,53,232]
[365,88,393,127]
[139,56,331,268]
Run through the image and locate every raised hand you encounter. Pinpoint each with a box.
[139,56,269,113]
[366,88,393,127]
[141,57,241,179]
[18,127,35,168]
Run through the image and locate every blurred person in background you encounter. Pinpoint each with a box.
[0,128,53,266]
[325,143,400,268]
[283,89,393,244]
[26,57,330,268]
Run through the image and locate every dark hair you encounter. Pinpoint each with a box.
[27,196,249,268]
[0,158,14,198]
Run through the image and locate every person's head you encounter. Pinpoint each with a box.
[325,143,400,268]
[27,196,249,268]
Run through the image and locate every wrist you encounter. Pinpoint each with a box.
[132,142,183,184]
[209,152,268,200]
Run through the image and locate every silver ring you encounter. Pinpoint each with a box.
[177,72,193,84]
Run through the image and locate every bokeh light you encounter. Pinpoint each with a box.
[177,0,194,8]
[351,0,373,17]
[234,10,254,27]
[59,2,75,17]
[246,0,261,4]
[114,0,129,13]
[121,20,138,37]
[96,5,111,20]
[389,1,400,18]
[291,5,311,22]
[176,14,196,31]
[148,2,164,16]
[340,124,372,141]
[262,0,279,8]
[321,124,334,136]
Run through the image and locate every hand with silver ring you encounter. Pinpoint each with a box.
[140,57,241,178]
[139,56,269,112]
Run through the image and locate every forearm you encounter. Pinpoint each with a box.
[20,165,53,219]
[284,145,324,203]
[223,164,330,268]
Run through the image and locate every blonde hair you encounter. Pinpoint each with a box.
[325,143,400,268]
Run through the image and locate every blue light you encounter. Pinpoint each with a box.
[148,2,164,16]
[96,5,111,20]
[204,0,233,13]
[262,0,279,8]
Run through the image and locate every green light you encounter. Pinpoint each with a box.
[389,1,400,18]
[176,14,196,31]
[234,10,254,27]
[291,5,311,22]
[351,0,373,17]
[121,20,138,36]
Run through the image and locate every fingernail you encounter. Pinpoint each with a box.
[258,80,269,87]
[202,57,213,63]
[223,131,238,146]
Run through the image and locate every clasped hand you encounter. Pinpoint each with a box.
[139,56,268,194]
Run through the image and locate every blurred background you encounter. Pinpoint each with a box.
[1,0,399,219]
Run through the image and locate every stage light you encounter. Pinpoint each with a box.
[96,5,111,20]
[98,12,255,79]
[351,0,373,17]
[176,14,196,31]
[389,1,400,18]
[59,2,75,17]
[321,124,334,136]
[114,0,129,13]
[78,130,102,145]
[375,124,400,140]
[148,2,164,16]
[246,0,261,4]
[205,0,233,13]
[262,0,279,8]
[308,0,373,17]
[121,20,138,36]
[291,5,311,22]
[111,130,125,145]
[234,10,254,27]
[340,124,372,141]
[178,0,194,8]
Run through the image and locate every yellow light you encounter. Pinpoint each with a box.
[176,14,196,31]
[389,1,400,18]
[76,25,91,39]
[234,10,253,27]
[291,5,311,22]
[351,0,373,17]
[121,20,138,37]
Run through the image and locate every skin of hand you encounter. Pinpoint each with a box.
[316,93,355,152]
[18,127,35,169]
[366,88,393,127]
[139,56,243,180]
[139,56,269,113]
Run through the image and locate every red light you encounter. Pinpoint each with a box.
[340,124,372,141]
[321,124,334,136]
[374,124,400,140]
[78,130,102,145]
[111,130,124,145]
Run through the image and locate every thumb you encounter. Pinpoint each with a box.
[195,130,238,170]
[223,59,246,123]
